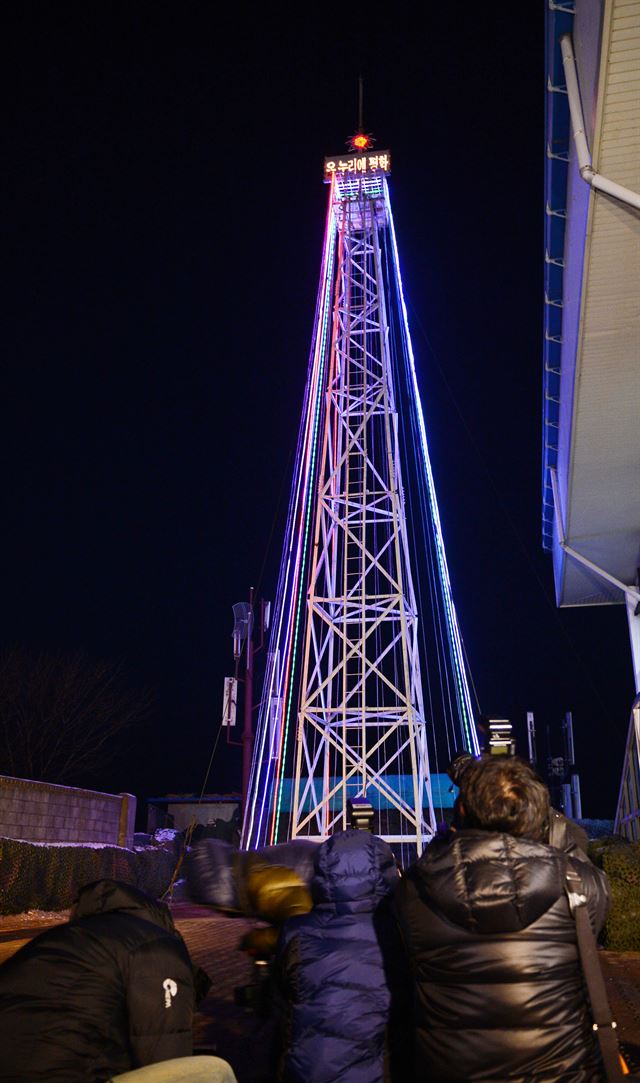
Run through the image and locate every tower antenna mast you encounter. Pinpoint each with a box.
[358,75,364,133]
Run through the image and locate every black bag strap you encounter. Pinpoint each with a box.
[565,867,625,1083]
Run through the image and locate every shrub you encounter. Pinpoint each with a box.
[588,836,640,951]
[0,837,175,914]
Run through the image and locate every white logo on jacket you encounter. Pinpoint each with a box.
[163,978,178,1008]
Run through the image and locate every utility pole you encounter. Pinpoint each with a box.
[562,710,582,818]
[242,586,255,815]
[526,711,537,766]
[229,588,269,819]
[229,591,256,817]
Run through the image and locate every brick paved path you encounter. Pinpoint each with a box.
[2,905,640,1081]
[176,911,640,1082]
[172,905,274,1083]
[600,950,640,1074]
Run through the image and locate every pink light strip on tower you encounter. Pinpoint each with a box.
[269,201,337,844]
[242,180,337,848]
[271,222,338,843]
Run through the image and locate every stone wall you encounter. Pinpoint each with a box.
[0,775,136,848]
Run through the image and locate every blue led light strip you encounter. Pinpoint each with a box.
[386,184,480,756]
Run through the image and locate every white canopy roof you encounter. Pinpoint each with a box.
[552,0,640,607]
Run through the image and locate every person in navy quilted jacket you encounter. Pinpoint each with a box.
[274,828,409,1083]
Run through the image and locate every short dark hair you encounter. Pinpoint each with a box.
[459,756,550,841]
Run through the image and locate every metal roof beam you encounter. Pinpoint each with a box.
[561,33,640,211]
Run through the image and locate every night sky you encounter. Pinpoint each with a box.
[4,5,634,818]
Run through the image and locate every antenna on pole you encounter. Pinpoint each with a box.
[358,74,364,133]
[526,711,537,766]
[348,77,374,153]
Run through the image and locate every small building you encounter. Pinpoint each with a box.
[146,793,241,834]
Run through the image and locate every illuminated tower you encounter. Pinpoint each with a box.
[243,142,479,856]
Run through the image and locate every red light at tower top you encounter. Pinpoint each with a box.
[348,131,374,152]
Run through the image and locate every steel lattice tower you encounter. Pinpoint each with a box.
[243,149,479,855]
[292,177,432,849]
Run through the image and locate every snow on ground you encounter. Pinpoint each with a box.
[10,838,133,849]
[153,828,182,843]
[0,909,70,930]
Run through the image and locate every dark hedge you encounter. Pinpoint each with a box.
[0,837,175,914]
[588,836,640,951]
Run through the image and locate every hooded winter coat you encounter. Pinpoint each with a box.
[0,879,197,1083]
[275,830,409,1083]
[393,830,610,1082]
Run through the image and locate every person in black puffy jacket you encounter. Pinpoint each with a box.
[0,878,224,1083]
[274,829,410,1083]
[393,756,610,1083]
[448,750,590,856]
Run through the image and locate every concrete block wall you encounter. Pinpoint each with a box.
[0,775,136,848]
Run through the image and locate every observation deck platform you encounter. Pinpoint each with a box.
[324,149,390,227]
